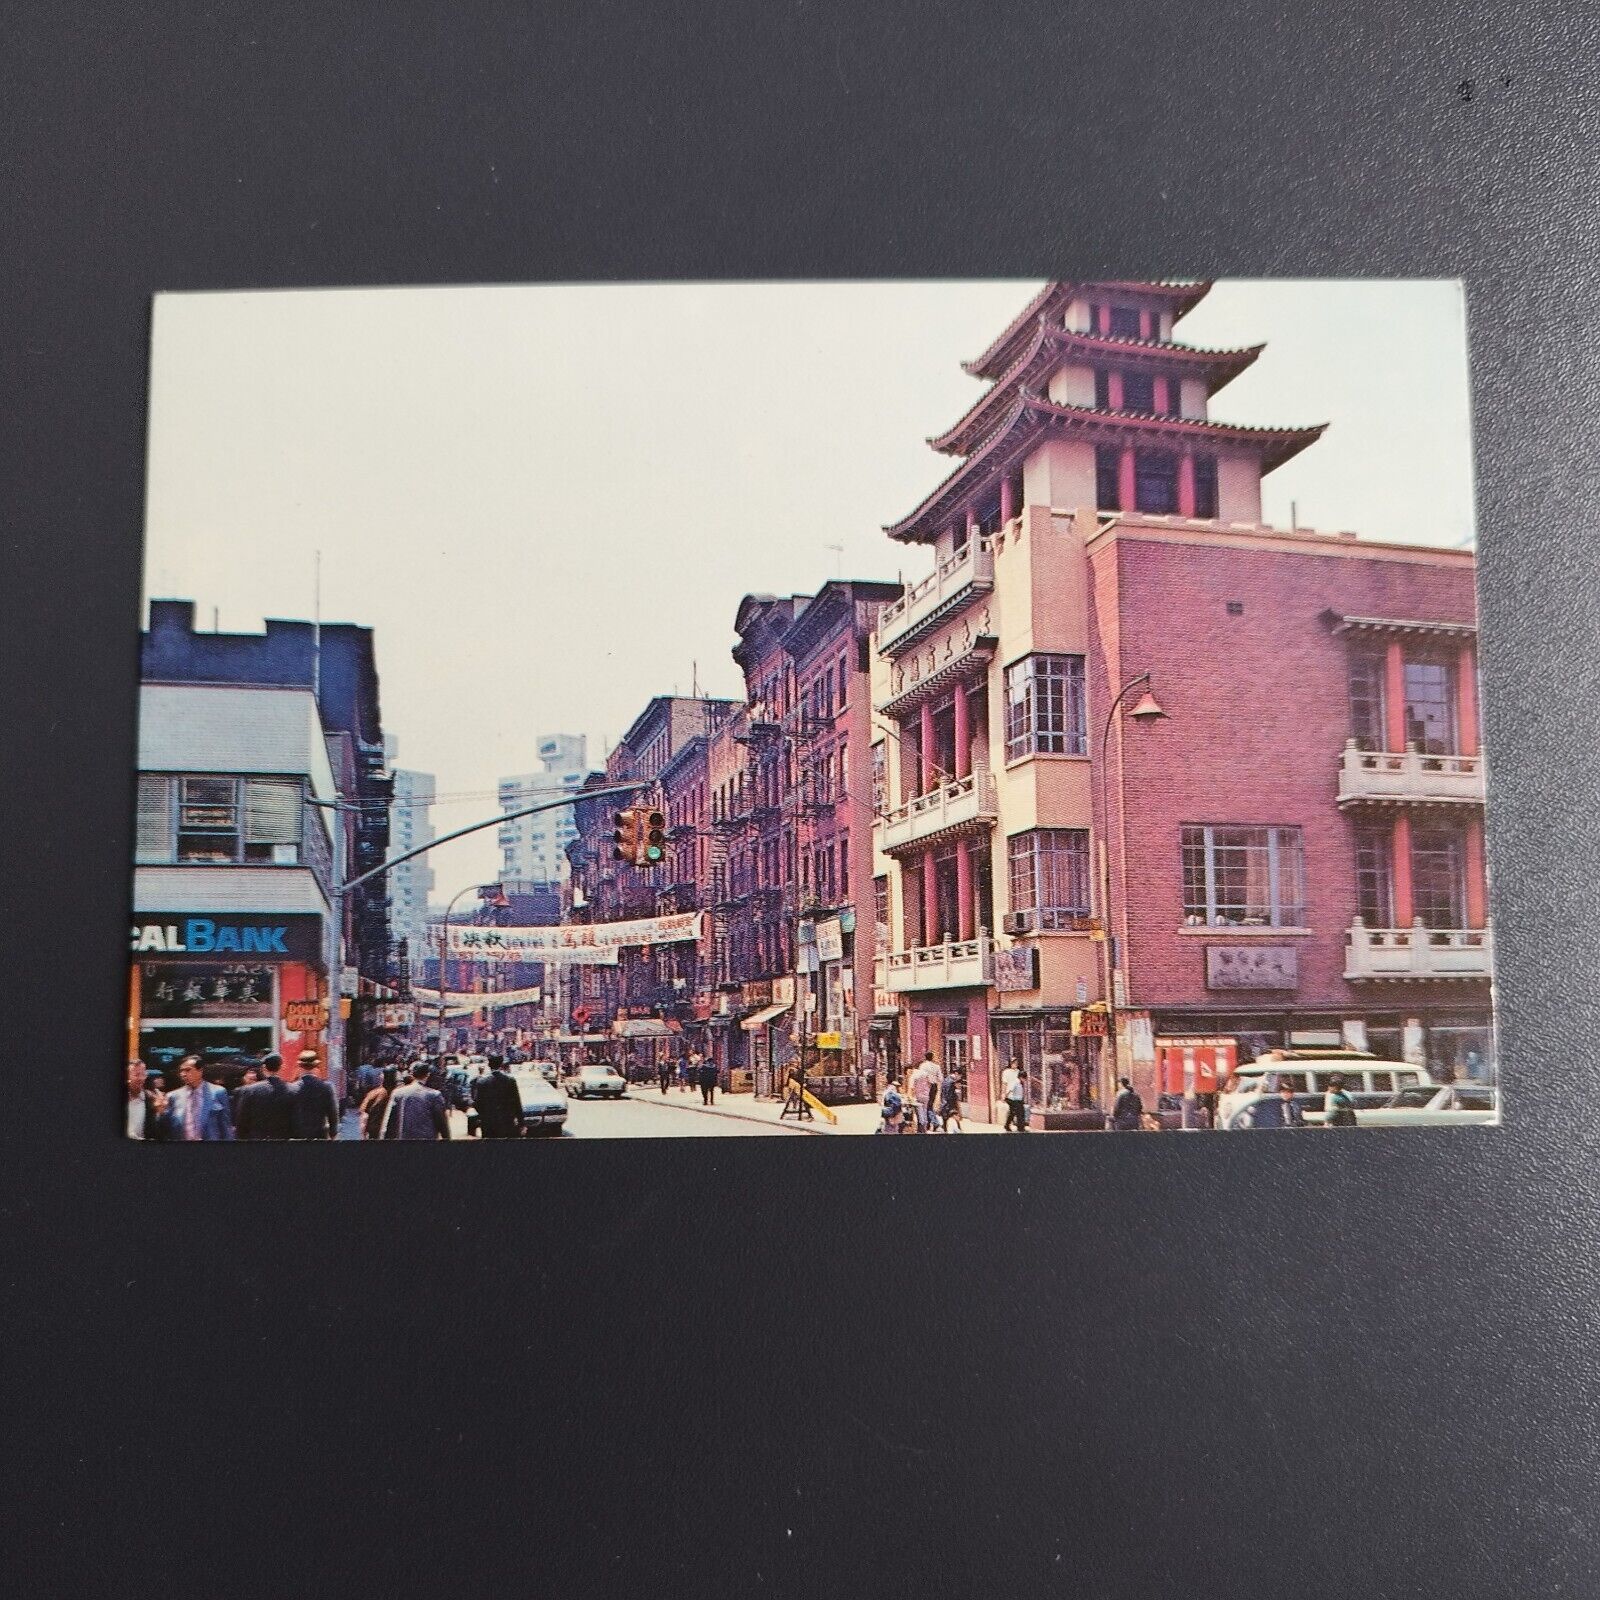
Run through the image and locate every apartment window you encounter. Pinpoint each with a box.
[874,875,889,951]
[1181,825,1306,927]
[1095,446,1121,511]
[1404,655,1457,754]
[871,743,886,815]
[140,775,305,865]
[1122,371,1155,413]
[1108,305,1142,338]
[1135,450,1178,514]
[1008,829,1092,930]
[1349,651,1387,750]
[1193,455,1218,518]
[1412,828,1465,929]
[838,832,849,900]
[1005,654,1087,760]
[1354,825,1393,926]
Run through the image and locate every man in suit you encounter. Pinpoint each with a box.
[126,1058,168,1141]
[234,1052,295,1141]
[287,1049,341,1139]
[470,1053,524,1139]
[382,1060,452,1140]
[165,1055,235,1141]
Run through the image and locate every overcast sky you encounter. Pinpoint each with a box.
[143,279,1476,892]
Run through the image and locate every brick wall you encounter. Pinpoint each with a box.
[1091,528,1481,1014]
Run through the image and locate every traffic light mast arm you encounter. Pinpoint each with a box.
[330,780,644,895]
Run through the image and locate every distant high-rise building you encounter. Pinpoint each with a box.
[385,735,436,960]
[499,735,588,885]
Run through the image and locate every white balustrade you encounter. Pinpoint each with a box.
[875,770,998,852]
[1337,741,1484,806]
[877,538,995,653]
[1344,920,1493,980]
[884,933,994,992]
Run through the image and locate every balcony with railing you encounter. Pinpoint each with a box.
[1336,742,1485,808]
[876,537,995,656]
[1344,920,1493,981]
[875,770,998,855]
[884,933,994,992]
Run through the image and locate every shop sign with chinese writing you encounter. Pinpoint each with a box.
[141,963,275,1018]
[815,918,844,961]
[1205,946,1299,990]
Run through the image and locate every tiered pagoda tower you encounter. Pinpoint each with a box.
[886,280,1326,548]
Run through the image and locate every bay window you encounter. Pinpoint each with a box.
[1004,654,1087,760]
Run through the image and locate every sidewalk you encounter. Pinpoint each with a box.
[629,1088,1002,1135]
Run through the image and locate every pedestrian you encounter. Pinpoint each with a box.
[234,1052,295,1141]
[1322,1072,1359,1128]
[471,1053,524,1139]
[658,1053,675,1095]
[287,1049,340,1140]
[677,1055,692,1093]
[1255,1076,1305,1129]
[909,1053,941,1132]
[695,1049,718,1106]
[353,1058,383,1108]
[1000,1059,1029,1132]
[360,1067,397,1139]
[939,1066,963,1133]
[230,1065,261,1119]
[382,1060,452,1140]
[126,1059,168,1141]
[165,1055,236,1141]
[1111,1076,1145,1132]
[877,1077,905,1135]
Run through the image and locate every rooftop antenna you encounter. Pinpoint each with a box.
[692,659,700,697]
[312,549,323,701]
[212,606,219,632]
[825,541,844,579]
[1290,500,1299,530]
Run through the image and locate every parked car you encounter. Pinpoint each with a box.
[1218,1052,1431,1127]
[512,1068,569,1134]
[1310,1081,1498,1129]
[568,1064,627,1100]
[527,1060,561,1084]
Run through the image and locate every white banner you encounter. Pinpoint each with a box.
[447,910,704,959]
[411,986,544,1010]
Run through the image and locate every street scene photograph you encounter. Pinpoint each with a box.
[125,277,1497,1141]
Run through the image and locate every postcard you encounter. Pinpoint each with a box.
[126,279,1494,1140]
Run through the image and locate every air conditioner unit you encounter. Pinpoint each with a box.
[1001,911,1032,936]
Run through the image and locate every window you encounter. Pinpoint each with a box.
[142,775,305,865]
[1005,654,1087,760]
[1412,827,1465,928]
[1122,371,1155,413]
[1181,825,1306,927]
[1354,825,1393,926]
[1108,305,1141,338]
[838,833,849,899]
[871,742,886,815]
[1008,830,1092,930]
[874,875,889,952]
[1404,655,1457,754]
[1193,455,1218,518]
[1348,651,1387,750]
[1094,368,1110,409]
[1164,378,1185,418]
[1135,450,1178,514]
[1095,446,1121,511]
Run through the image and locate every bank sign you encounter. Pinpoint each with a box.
[130,913,323,964]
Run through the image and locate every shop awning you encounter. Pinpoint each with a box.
[741,1002,791,1031]
[868,1013,900,1032]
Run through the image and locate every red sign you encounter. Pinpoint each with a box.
[1156,1037,1237,1096]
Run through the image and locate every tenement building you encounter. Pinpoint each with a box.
[871,280,1490,1124]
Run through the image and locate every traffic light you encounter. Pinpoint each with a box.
[613,808,639,863]
[641,809,666,865]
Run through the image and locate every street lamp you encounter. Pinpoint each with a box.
[1097,672,1168,1113]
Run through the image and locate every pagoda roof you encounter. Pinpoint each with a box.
[932,319,1264,456]
[886,390,1326,544]
[963,280,1212,380]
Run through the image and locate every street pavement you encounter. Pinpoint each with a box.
[339,1086,1003,1139]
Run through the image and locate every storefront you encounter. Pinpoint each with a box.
[1146,1004,1496,1083]
[990,1009,1101,1126]
[743,980,794,1098]
[128,911,330,1085]
[904,996,988,1118]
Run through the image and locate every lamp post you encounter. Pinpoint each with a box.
[1096,672,1168,1112]
[436,880,482,1056]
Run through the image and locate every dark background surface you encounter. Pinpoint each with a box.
[4,4,1599,1596]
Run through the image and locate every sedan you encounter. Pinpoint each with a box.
[568,1064,627,1100]
[1314,1082,1498,1128]
[513,1069,569,1135]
